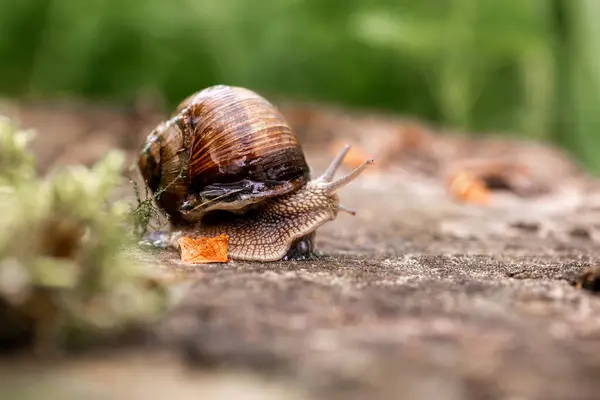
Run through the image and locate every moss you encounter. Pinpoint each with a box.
[0,116,167,355]
[128,171,169,238]
[127,131,188,238]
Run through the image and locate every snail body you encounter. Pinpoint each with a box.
[138,85,372,261]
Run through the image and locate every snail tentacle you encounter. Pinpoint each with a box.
[319,144,351,182]
[337,204,356,215]
[323,159,374,194]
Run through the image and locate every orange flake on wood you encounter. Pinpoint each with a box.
[178,234,229,264]
[447,171,491,205]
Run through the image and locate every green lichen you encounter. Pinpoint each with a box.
[0,116,36,185]
[0,116,167,355]
[128,171,167,238]
[127,138,188,238]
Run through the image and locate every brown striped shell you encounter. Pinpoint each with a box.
[138,85,311,226]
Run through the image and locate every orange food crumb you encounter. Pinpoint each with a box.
[447,171,491,205]
[178,234,229,264]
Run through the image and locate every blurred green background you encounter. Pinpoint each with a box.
[1,0,599,171]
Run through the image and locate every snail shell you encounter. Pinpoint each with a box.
[138,85,310,225]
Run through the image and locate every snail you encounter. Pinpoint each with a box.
[138,85,372,261]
